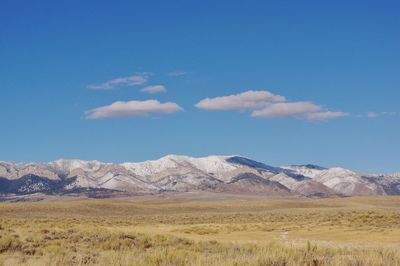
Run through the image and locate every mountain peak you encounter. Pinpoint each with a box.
[287,164,327,170]
[160,154,233,161]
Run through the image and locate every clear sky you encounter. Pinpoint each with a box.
[1,0,399,173]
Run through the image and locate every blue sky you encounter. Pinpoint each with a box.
[1,0,399,172]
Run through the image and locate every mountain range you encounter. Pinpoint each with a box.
[1,155,399,198]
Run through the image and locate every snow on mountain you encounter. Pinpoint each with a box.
[389,173,400,178]
[370,173,400,195]
[282,164,387,196]
[268,172,337,197]
[287,166,385,196]
[122,155,237,178]
[0,156,398,197]
[269,173,302,190]
[51,159,105,173]
[122,155,183,177]
[0,161,60,180]
[281,165,327,179]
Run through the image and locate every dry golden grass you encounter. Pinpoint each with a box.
[0,193,400,265]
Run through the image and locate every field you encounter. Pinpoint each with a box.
[0,193,400,265]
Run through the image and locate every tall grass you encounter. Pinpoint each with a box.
[1,196,400,265]
[1,228,399,265]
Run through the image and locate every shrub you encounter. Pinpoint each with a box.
[0,234,21,253]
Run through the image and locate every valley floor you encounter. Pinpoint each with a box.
[0,193,400,265]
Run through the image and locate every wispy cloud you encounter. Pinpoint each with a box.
[195,91,286,110]
[85,100,183,119]
[141,85,167,94]
[367,112,398,118]
[167,71,187,77]
[252,102,347,121]
[251,102,319,118]
[367,112,380,118]
[195,90,348,121]
[304,111,348,121]
[87,74,148,90]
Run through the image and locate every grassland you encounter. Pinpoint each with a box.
[0,193,400,265]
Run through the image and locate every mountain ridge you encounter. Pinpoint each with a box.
[0,155,398,198]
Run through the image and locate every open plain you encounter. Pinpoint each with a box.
[0,193,400,265]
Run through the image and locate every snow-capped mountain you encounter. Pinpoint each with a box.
[0,155,397,197]
[284,166,386,196]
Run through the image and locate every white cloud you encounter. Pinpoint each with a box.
[251,102,320,118]
[87,74,148,90]
[367,112,379,118]
[304,111,348,121]
[167,71,187,77]
[141,85,167,94]
[367,112,398,118]
[195,90,286,110]
[196,90,347,121]
[382,112,397,116]
[252,102,348,121]
[85,100,183,119]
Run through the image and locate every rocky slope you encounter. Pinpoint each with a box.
[0,155,398,197]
